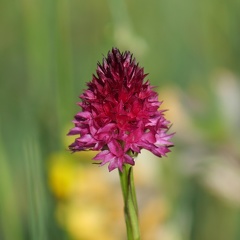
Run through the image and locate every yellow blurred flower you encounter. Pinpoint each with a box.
[48,153,76,199]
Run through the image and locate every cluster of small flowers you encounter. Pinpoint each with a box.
[68,48,173,171]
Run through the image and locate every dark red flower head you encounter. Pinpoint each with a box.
[68,48,174,171]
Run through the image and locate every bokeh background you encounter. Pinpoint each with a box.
[1,0,240,239]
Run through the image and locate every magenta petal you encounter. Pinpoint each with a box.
[78,134,95,143]
[155,132,174,146]
[95,123,116,140]
[108,158,119,171]
[127,127,143,143]
[93,150,117,168]
[75,111,91,119]
[151,146,171,157]
[98,123,116,133]
[124,155,135,166]
[93,150,110,160]
[124,143,140,153]
[67,127,81,135]
[108,139,123,157]
[89,123,97,136]
[83,90,95,100]
[142,131,156,143]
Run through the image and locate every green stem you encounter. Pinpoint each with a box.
[119,164,140,240]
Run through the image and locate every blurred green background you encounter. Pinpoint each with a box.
[1,0,240,239]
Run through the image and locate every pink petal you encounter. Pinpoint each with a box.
[108,158,119,171]
[124,154,135,166]
[67,127,81,135]
[155,132,174,146]
[77,134,95,143]
[75,111,91,119]
[142,131,156,143]
[108,140,123,157]
[93,150,109,160]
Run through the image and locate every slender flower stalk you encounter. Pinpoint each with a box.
[67,48,174,239]
[119,164,140,240]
